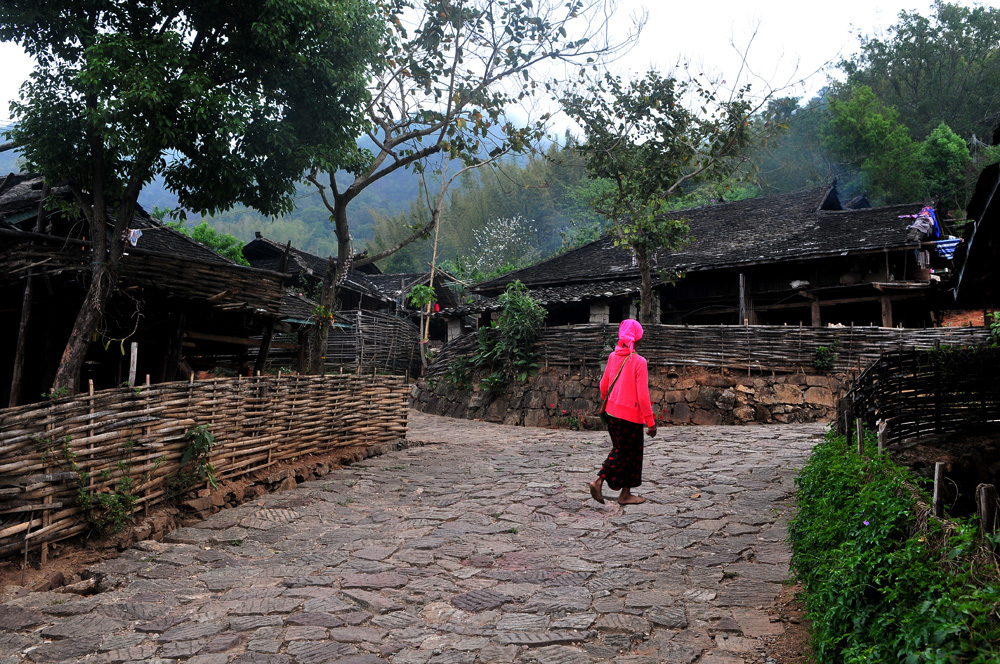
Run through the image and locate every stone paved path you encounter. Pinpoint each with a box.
[0,411,823,664]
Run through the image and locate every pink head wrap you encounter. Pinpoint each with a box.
[616,319,643,354]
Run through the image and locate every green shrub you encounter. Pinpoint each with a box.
[790,429,1000,663]
[468,280,546,394]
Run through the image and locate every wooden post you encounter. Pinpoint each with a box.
[855,417,864,454]
[810,299,821,327]
[838,398,852,437]
[738,273,747,326]
[9,275,34,407]
[976,484,997,535]
[932,462,945,517]
[880,294,893,328]
[877,420,887,455]
[21,511,33,586]
[129,342,138,387]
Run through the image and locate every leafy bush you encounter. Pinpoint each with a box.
[790,429,1000,663]
[812,339,841,372]
[464,280,546,394]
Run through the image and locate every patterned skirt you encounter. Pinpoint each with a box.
[599,415,644,490]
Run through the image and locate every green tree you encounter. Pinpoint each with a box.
[752,94,838,195]
[822,85,924,204]
[564,69,766,323]
[841,1,1000,141]
[302,0,637,373]
[920,122,973,214]
[1,0,383,393]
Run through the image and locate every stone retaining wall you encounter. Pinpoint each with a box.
[414,365,848,427]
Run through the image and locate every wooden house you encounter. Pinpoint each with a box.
[0,173,289,405]
[366,271,471,342]
[242,234,393,312]
[457,184,958,329]
[242,236,423,374]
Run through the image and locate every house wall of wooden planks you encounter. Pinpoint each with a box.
[0,373,410,560]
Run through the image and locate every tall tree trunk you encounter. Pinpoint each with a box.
[50,262,118,394]
[307,191,353,374]
[636,247,655,325]
[10,182,51,405]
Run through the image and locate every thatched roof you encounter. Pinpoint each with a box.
[0,173,285,315]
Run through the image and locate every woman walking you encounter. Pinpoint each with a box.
[589,319,657,505]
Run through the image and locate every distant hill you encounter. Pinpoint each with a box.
[138,164,422,259]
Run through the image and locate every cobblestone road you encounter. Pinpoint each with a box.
[0,411,823,664]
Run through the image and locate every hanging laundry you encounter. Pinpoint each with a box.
[899,206,941,242]
[127,229,143,247]
[934,238,962,259]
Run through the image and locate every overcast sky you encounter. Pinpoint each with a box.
[0,1,995,129]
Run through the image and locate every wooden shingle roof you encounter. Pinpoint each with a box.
[475,185,922,294]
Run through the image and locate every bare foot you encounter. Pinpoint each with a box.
[618,495,646,505]
[588,480,605,504]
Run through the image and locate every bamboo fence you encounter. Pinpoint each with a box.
[256,310,420,375]
[845,347,1000,445]
[426,323,990,377]
[0,373,409,560]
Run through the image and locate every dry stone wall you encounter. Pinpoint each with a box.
[414,364,847,427]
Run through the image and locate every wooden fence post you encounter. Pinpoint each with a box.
[976,483,997,535]
[932,462,945,517]
[838,398,852,437]
[855,418,864,454]
[877,420,887,455]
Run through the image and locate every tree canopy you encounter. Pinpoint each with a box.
[841,1,1000,141]
[1,0,385,391]
[300,0,638,372]
[564,69,765,323]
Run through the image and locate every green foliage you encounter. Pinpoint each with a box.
[921,123,973,214]
[1,0,384,218]
[41,386,69,400]
[61,436,142,535]
[812,340,842,372]
[823,85,924,205]
[176,425,220,491]
[790,429,1000,663]
[564,69,766,322]
[751,94,837,195]
[988,312,1000,347]
[466,281,546,394]
[443,356,473,391]
[368,142,604,277]
[407,284,436,310]
[840,2,1000,142]
[167,220,249,266]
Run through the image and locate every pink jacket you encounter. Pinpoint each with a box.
[600,350,655,427]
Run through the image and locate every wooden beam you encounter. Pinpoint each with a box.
[756,291,928,311]
[811,299,821,327]
[183,330,298,349]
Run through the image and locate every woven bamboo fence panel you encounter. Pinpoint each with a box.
[0,373,409,558]
[845,347,1000,445]
[426,324,990,377]
[256,310,420,375]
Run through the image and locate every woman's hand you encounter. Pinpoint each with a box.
[647,424,657,438]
